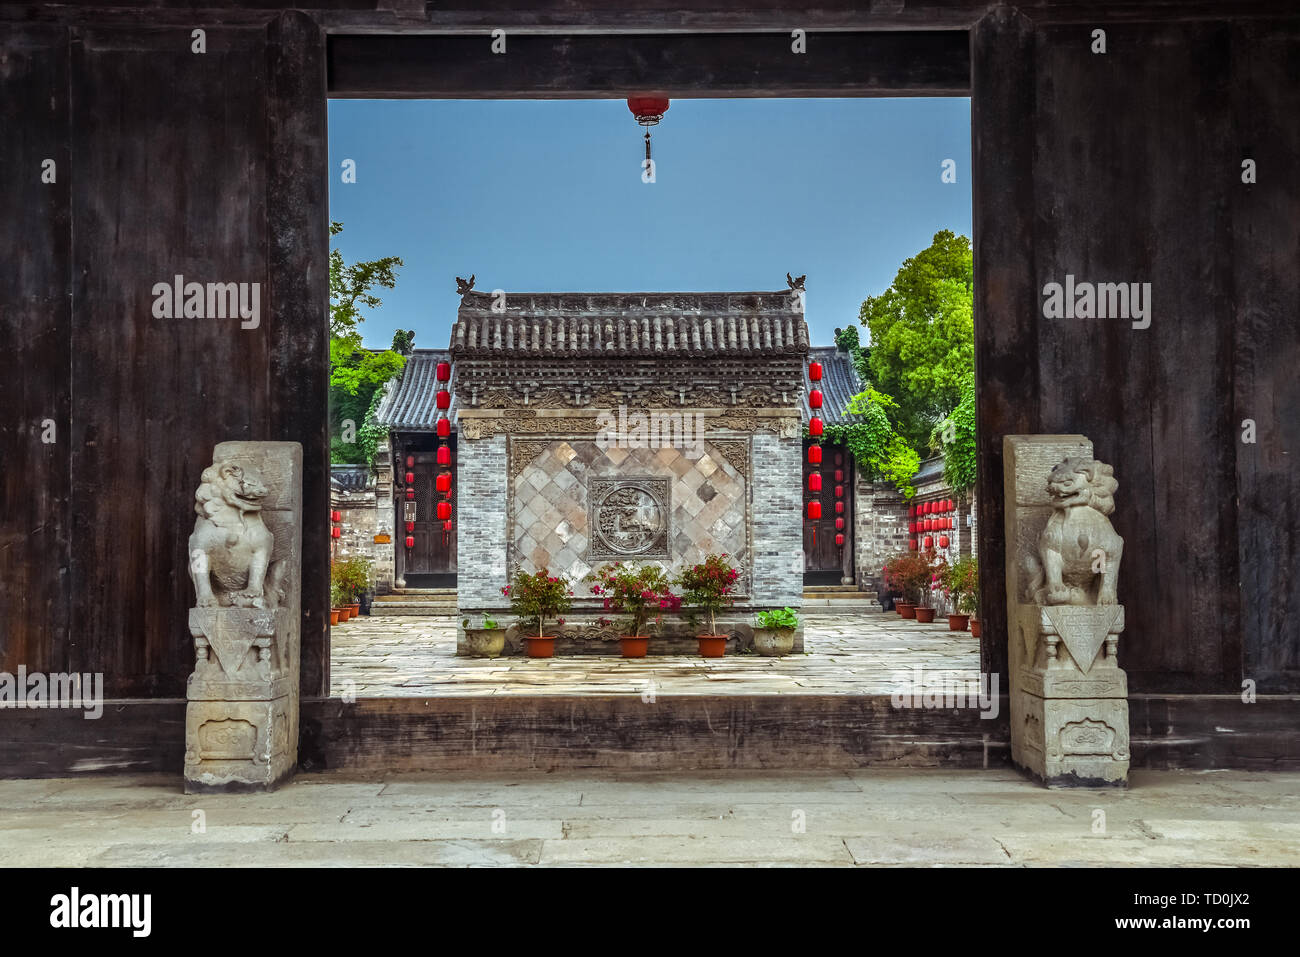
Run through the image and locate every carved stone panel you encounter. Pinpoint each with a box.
[587,478,671,561]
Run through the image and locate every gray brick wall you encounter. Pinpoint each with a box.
[456,434,508,610]
[751,432,803,608]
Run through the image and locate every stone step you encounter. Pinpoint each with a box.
[386,588,457,596]
[801,593,878,602]
[364,603,459,617]
[803,584,866,593]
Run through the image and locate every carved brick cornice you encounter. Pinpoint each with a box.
[463,408,798,438]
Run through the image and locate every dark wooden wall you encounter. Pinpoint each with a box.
[1,1,1296,726]
[973,11,1300,694]
[0,11,330,697]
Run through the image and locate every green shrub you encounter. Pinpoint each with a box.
[755,607,800,630]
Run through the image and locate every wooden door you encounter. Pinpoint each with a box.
[403,441,456,579]
[803,442,852,585]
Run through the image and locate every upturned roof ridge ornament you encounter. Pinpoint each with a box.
[787,273,806,290]
[456,275,476,295]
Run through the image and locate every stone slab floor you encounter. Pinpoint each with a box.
[330,613,980,697]
[0,769,1297,866]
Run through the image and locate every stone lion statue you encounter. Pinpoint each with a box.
[188,461,282,609]
[1023,456,1123,606]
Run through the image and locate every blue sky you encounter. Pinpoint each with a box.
[327,97,971,349]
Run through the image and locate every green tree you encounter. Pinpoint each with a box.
[817,387,921,497]
[329,222,407,466]
[858,230,974,449]
[931,369,977,493]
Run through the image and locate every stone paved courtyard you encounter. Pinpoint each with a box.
[330,613,982,697]
[1,768,1296,867]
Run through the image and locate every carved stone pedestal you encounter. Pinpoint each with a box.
[183,441,301,794]
[185,607,295,792]
[1004,435,1130,788]
[1011,603,1129,786]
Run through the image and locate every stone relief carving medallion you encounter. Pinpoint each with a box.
[588,478,671,561]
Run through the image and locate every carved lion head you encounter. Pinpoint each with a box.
[1046,456,1118,516]
[195,462,269,517]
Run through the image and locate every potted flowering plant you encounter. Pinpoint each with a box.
[884,552,932,620]
[753,606,799,656]
[461,615,506,658]
[675,553,740,658]
[329,580,348,625]
[587,562,681,657]
[502,567,573,658]
[940,555,979,632]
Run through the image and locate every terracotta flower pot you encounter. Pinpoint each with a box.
[896,602,916,619]
[329,609,340,626]
[338,606,350,622]
[914,606,936,623]
[697,634,728,658]
[970,618,982,638]
[948,614,970,631]
[349,603,360,618]
[524,636,556,658]
[620,635,649,658]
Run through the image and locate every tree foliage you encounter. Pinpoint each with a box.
[328,222,407,466]
[815,387,921,497]
[858,230,974,449]
[932,369,977,493]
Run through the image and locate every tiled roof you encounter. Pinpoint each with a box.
[449,290,810,358]
[374,350,458,430]
[330,464,374,492]
[802,346,866,426]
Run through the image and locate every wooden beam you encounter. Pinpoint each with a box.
[327,31,971,98]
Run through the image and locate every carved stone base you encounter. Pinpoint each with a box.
[1012,690,1130,787]
[184,698,296,793]
[185,606,296,793]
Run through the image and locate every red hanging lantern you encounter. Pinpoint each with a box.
[923,535,933,549]
[809,417,824,437]
[437,417,451,439]
[437,446,451,466]
[939,535,950,548]
[807,502,822,520]
[908,504,916,517]
[404,488,413,500]
[436,361,451,382]
[436,473,452,494]
[331,526,341,539]
[808,360,823,381]
[436,389,451,410]
[835,518,845,531]
[834,485,844,498]
[330,510,341,523]
[808,473,822,492]
[405,535,415,549]
[807,445,822,464]
[908,521,916,534]
[437,501,452,521]
[405,521,414,533]
[834,469,844,482]
[909,539,918,551]
[835,501,844,514]
[627,96,670,121]
[835,533,845,547]
[948,498,955,511]
[406,455,414,468]
[405,471,415,484]
[808,389,823,409]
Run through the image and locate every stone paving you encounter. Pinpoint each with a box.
[329,613,982,697]
[1,768,1297,866]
